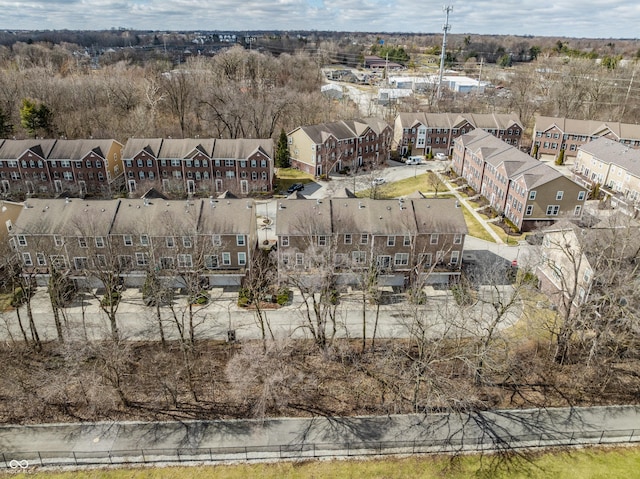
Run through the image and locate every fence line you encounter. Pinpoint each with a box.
[3,427,639,468]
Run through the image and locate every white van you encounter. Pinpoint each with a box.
[405,156,423,165]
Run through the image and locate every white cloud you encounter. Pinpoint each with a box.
[0,0,637,37]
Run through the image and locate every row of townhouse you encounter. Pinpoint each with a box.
[275,196,468,286]
[0,137,274,199]
[122,138,274,196]
[452,129,587,231]
[0,139,123,197]
[287,118,393,177]
[393,112,524,158]
[7,195,468,289]
[532,115,640,162]
[573,137,640,216]
[9,197,256,288]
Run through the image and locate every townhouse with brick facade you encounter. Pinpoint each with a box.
[9,197,256,288]
[532,115,640,163]
[394,112,523,158]
[275,196,467,286]
[122,138,274,197]
[0,139,123,198]
[453,129,587,231]
[287,118,392,177]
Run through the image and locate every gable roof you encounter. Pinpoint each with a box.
[48,139,119,161]
[395,112,523,131]
[294,118,390,144]
[157,138,215,159]
[212,138,273,159]
[535,115,640,140]
[0,139,57,160]
[275,197,466,237]
[458,129,567,189]
[122,138,163,159]
[14,198,120,236]
[579,137,640,178]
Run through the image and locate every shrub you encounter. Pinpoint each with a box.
[10,287,25,307]
[237,287,251,307]
[504,217,520,233]
[187,290,210,305]
[276,288,292,306]
[451,283,474,306]
[101,291,121,307]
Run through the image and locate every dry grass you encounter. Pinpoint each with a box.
[0,292,12,312]
[358,172,446,199]
[460,205,496,243]
[275,168,314,180]
[274,168,316,195]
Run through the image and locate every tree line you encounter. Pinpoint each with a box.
[0,43,356,143]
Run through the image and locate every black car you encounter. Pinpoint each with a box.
[286,183,305,194]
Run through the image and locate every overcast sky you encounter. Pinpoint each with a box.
[1,0,637,39]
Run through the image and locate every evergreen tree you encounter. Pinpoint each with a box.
[0,107,12,138]
[275,129,290,168]
[20,99,54,138]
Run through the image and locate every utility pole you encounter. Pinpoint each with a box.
[621,69,636,120]
[436,5,453,100]
[476,57,484,97]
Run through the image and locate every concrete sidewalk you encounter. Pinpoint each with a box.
[1,406,640,468]
[436,170,505,244]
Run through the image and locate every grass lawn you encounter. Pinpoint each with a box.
[7,447,640,478]
[358,172,446,199]
[460,206,496,243]
[275,168,314,180]
[488,223,528,245]
[0,292,12,312]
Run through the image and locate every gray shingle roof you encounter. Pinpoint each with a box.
[396,112,523,130]
[275,197,466,236]
[48,139,119,161]
[0,139,57,160]
[212,139,273,159]
[296,118,389,144]
[458,129,566,189]
[579,137,640,177]
[157,138,215,159]
[535,115,640,140]
[14,198,120,236]
[122,138,163,159]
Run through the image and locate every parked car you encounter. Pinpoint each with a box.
[286,183,305,194]
[372,177,386,186]
[435,152,448,160]
[405,156,423,165]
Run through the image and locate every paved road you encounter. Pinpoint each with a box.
[302,159,448,199]
[1,406,639,467]
[1,282,520,343]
